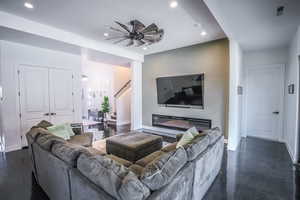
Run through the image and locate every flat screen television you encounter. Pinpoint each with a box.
[156,74,204,107]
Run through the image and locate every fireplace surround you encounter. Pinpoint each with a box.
[152,114,211,132]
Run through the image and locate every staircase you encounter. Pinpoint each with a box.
[108,80,131,126]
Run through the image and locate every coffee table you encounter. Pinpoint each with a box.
[106,132,163,162]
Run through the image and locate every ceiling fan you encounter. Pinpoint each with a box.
[107,20,164,47]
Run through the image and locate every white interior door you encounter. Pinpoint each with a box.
[49,68,74,124]
[19,65,50,146]
[245,65,285,141]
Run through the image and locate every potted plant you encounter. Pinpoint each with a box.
[101,96,110,121]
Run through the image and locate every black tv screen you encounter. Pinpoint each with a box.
[156,74,204,107]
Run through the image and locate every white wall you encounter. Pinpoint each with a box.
[81,60,131,124]
[0,43,4,152]
[243,48,288,67]
[116,88,131,125]
[0,40,82,152]
[284,26,300,163]
[228,40,243,151]
[131,61,143,130]
[81,60,115,117]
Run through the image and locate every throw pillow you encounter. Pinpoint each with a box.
[187,127,199,137]
[47,123,75,140]
[64,123,75,137]
[176,131,194,148]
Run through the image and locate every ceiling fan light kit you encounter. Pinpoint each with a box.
[107,20,164,47]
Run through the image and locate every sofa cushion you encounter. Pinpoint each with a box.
[203,127,222,145]
[77,152,150,200]
[36,131,65,151]
[135,151,165,167]
[129,164,144,177]
[69,133,93,147]
[51,142,88,167]
[161,142,177,153]
[183,134,209,161]
[140,147,188,190]
[26,128,46,143]
[86,147,106,155]
[105,154,133,168]
[31,120,53,129]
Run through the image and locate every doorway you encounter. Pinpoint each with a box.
[245,64,285,141]
[18,65,75,146]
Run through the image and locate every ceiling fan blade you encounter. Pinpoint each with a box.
[142,40,154,45]
[109,27,128,34]
[126,39,134,46]
[131,20,145,32]
[105,35,127,40]
[113,37,129,44]
[144,29,164,36]
[135,40,146,47]
[142,23,158,34]
[115,21,131,33]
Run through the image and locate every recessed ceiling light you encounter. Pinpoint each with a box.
[201,31,207,36]
[24,2,34,9]
[170,1,178,8]
[104,33,109,37]
[143,46,148,50]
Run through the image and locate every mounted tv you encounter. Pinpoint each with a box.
[156,74,204,108]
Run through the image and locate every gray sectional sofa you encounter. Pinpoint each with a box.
[26,124,224,200]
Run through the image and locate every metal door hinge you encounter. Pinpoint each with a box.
[19,113,21,118]
[18,91,20,96]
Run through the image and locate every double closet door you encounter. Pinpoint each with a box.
[18,65,75,146]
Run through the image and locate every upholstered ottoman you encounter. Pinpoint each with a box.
[106,132,163,162]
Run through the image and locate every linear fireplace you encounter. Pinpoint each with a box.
[152,114,211,132]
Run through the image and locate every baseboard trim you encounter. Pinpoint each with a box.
[5,144,21,153]
[284,141,296,163]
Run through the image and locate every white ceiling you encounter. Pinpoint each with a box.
[204,0,300,51]
[0,27,132,66]
[0,0,226,55]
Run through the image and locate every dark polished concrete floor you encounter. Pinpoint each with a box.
[0,137,299,200]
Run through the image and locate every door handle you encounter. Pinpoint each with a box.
[273,111,280,115]
[44,113,50,116]
[50,113,57,116]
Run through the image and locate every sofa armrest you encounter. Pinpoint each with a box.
[71,123,83,135]
[69,132,93,147]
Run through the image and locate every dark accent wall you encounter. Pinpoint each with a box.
[142,39,229,137]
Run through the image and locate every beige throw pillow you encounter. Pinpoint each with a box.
[176,127,200,148]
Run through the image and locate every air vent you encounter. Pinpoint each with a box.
[276,6,285,16]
